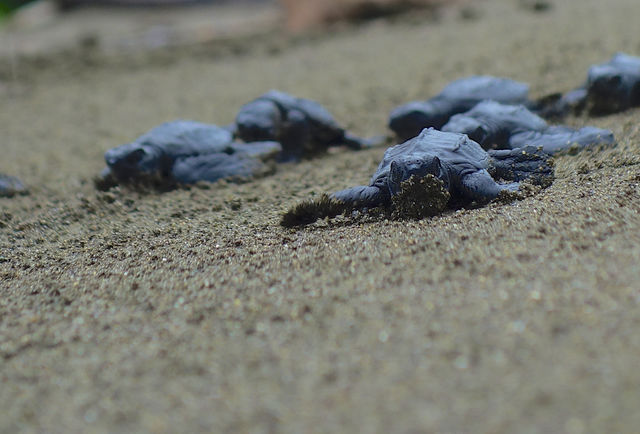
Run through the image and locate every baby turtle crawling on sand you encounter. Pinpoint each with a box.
[281,128,553,227]
[388,76,531,141]
[98,120,281,188]
[235,90,382,161]
[0,174,28,197]
[442,101,615,154]
[98,91,381,189]
[542,52,640,117]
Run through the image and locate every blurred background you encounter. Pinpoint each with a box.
[0,0,280,58]
[0,0,460,59]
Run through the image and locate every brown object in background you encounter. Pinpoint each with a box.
[279,0,453,32]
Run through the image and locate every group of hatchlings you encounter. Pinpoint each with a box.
[3,53,639,228]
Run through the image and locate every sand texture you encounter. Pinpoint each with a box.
[1,0,640,432]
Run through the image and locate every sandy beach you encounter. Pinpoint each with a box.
[1,0,640,432]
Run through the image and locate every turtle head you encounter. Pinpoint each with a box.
[389,101,449,141]
[443,115,489,145]
[235,99,283,142]
[587,66,630,112]
[388,154,447,196]
[104,141,162,180]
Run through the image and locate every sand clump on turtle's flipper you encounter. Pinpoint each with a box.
[495,180,543,203]
[487,146,555,188]
[391,173,450,220]
[280,194,354,228]
[282,173,454,226]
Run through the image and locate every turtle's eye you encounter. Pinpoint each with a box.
[106,147,144,167]
[593,74,623,94]
[388,159,411,195]
[125,149,146,165]
[607,74,623,88]
[428,156,441,175]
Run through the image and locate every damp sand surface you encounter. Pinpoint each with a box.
[1,0,640,432]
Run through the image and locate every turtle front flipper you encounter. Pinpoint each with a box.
[341,132,388,150]
[459,169,519,202]
[280,186,387,228]
[487,146,554,186]
[331,185,388,208]
[229,141,282,161]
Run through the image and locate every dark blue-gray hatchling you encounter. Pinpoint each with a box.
[543,52,640,116]
[388,76,531,141]
[442,100,615,154]
[234,90,381,161]
[99,120,281,187]
[0,174,28,197]
[281,128,553,227]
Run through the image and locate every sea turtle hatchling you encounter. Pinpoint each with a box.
[234,90,381,161]
[0,174,28,197]
[388,76,531,141]
[98,120,281,188]
[541,52,640,117]
[585,52,640,114]
[281,128,553,227]
[442,100,615,154]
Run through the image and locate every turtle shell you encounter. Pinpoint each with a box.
[261,90,344,142]
[370,128,488,187]
[437,76,530,107]
[133,120,234,160]
[388,76,531,140]
[442,101,548,149]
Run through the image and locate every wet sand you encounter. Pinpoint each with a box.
[1,0,640,432]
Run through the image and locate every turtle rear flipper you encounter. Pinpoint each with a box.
[508,126,615,155]
[460,169,518,202]
[229,141,282,161]
[487,146,554,186]
[172,153,266,184]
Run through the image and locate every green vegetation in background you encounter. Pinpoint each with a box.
[0,0,37,18]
